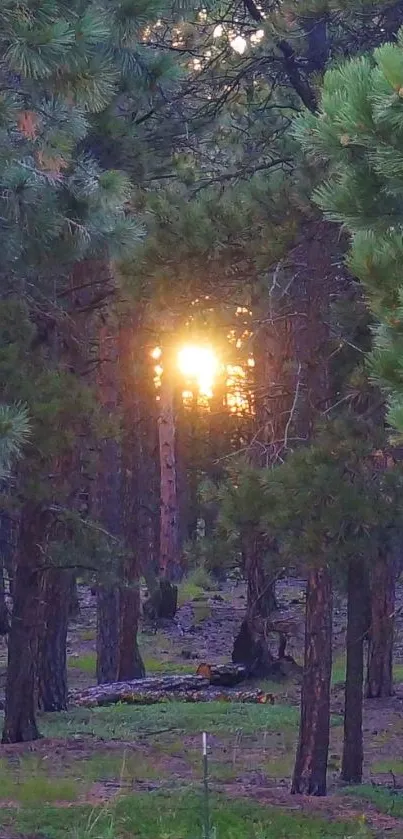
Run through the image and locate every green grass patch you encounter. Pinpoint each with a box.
[332,654,346,685]
[40,701,299,741]
[0,757,79,804]
[144,656,194,675]
[69,652,96,676]
[79,629,96,642]
[393,663,403,683]
[372,758,403,775]
[0,790,373,838]
[70,749,164,783]
[347,784,403,818]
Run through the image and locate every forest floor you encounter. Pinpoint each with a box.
[1,577,403,837]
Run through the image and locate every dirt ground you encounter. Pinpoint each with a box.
[1,575,403,836]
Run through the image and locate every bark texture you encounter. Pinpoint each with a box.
[367,550,395,698]
[341,558,368,785]
[158,354,181,582]
[0,558,9,635]
[95,320,122,685]
[232,532,277,674]
[291,566,332,796]
[38,568,72,712]
[117,314,157,678]
[2,504,49,743]
[96,586,120,684]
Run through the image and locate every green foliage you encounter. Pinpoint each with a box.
[295,28,403,431]
[0,403,30,477]
[216,417,403,572]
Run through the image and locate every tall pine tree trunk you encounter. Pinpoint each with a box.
[158,344,181,584]
[2,503,49,743]
[0,557,9,635]
[367,550,395,698]
[118,583,144,680]
[95,319,121,684]
[341,557,368,785]
[291,566,332,796]
[97,585,120,684]
[38,568,72,712]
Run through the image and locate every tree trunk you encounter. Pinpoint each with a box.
[118,583,145,680]
[341,557,368,785]
[96,585,120,684]
[232,532,277,674]
[159,358,181,583]
[94,320,122,684]
[68,575,80,620]
[38,568,72,712]
[245,536,277,618]
[2,503,49,743]
[0,558,9,635]
[291,566,332,796]
[367,550,395,698]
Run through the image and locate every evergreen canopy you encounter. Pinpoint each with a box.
[295,28,403,432]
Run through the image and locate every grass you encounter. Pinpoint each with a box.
[69,652,96,676]
[143,656,194,674]
[0,757,79,804]
[332,654,346,685]
[39,701,300,740]
[70,749,165,783]
[372,758,403,775]
[347,784,403,819]
[0,790,374,839]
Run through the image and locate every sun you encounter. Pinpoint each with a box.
[177,344,219,397]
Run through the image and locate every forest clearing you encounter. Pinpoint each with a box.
[1,578,403,838]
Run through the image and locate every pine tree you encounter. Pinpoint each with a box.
[0,0,163,742]
[294,30,403,434]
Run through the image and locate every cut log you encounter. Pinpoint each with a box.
[70,683,274,708]
[196,663,248,686]
[70,674,209,707]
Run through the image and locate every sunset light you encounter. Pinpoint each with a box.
[177,344,219,398]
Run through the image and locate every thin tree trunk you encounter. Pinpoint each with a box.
[291,566,332,796]
[38,568,72,712]
[159,361,181,582]
[2,503,49,743]
[367,550,395,698]
[341,557,368,785]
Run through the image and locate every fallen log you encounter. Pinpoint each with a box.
[70,674,210,707]
[71,685,274,708]
[196,663,248,686]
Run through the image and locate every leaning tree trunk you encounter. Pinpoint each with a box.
[2,503,49,743]
[341,557,369,785]
[367,549,395,698]
[38,568,72,712]
[291,566,332,796]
